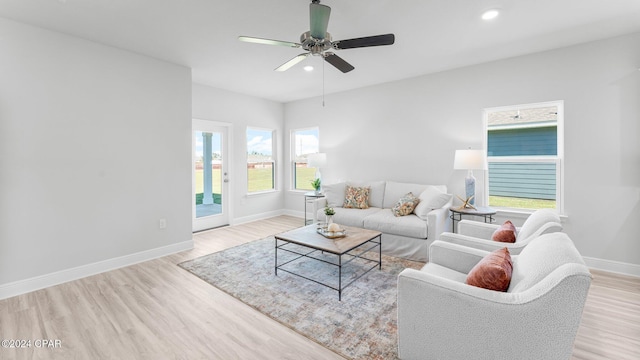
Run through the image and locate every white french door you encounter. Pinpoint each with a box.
[193,119,230,232]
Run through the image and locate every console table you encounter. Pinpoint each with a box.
[449,206,496,232]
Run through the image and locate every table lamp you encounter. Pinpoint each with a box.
[454,149,487,206]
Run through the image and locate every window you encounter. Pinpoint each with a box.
[484,101,563,211]
[291,127,319,191]
[247,127,275,193]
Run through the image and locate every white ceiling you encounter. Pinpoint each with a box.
[1,0,640,103]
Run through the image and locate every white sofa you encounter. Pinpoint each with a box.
[313,181,452,261]
[397,232,592,359]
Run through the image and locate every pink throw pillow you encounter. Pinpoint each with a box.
[466,247,513,292]
[492,220,517,243]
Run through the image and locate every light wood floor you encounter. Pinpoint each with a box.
[0,215,638,360]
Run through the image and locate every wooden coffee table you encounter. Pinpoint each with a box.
[274,224,382,300]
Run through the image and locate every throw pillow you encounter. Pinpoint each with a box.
[492,220,517,243]
[391,192,420,217]
[413,187,453,220]
[343,186,370,209]
[466,247,513,292]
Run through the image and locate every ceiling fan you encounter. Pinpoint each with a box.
[238,0,395,73]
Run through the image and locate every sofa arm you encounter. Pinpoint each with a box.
[312,197,328,209]
[457,220,499,238]
[429,240,487,274]
[426,206,450,240]
[439,232,528,255]
[311,197,328,222]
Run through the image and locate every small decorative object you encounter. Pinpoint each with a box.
[311,178,322,194]
[456,194,477,210]
[316,222,347,238]
[324,206,335,224]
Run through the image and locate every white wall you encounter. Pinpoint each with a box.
[192,84,284,223]
[0,18,193,293]
[284,32,640,271]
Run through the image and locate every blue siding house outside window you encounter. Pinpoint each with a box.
[488,127,557,156]
[488,126,557,200]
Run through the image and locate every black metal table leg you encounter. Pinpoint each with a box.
[338,255,342,301]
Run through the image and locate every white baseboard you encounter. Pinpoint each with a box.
[583,256,640,278]
[283,209,305,219]
[0,239,194,300]
[231,209,287,226]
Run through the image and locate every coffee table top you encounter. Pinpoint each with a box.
[274,225,381,255]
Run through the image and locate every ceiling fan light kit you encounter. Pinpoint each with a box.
[238,0,395,73]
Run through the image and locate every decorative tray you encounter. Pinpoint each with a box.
[316,226,347,239]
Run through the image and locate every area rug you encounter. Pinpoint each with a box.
[178,236,423,360]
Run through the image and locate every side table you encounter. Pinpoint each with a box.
[304,191,325,225]
[449,206,496,233]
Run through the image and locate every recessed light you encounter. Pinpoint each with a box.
[303,65,314,72]
[481,9,500,20]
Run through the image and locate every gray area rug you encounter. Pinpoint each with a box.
[178,236,423,360]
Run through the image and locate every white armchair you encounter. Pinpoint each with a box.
[397,232,592,360]
[439,208,563,254]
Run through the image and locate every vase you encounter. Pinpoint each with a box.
[326,215,334,225]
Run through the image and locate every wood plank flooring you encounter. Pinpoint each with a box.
[0,215,638,359]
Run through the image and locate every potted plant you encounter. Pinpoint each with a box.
[324,206,335,224]
[311,178,321,194]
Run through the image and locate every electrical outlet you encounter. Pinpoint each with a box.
[159,218,167,229]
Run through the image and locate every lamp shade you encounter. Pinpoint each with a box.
[307,153,327,168]
[454,149,487,170]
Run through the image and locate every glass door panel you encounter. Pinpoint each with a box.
[193,120,229,232]
[195,131,222,218]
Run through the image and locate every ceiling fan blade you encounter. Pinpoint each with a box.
[333,34,395,50]
[310,3,331,39]
[275,53,310,72]
[324,52,354,73]
[238,36,300,48]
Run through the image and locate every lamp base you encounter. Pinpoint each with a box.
[465,170,476,206]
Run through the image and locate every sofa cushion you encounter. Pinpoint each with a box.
[323,182,346,208]
[492,220,517,243]
[413,186,453,220]
[363,210,428,238]
[330,207,383,228]
[383,181,431,209]
[392,192,420,217]
[466,247,513,292]
[343,186,370,209]
[347,181,385,208]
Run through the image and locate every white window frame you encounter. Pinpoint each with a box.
[291,127,320,192]
[246,126,276,194]
[483,100,564,214]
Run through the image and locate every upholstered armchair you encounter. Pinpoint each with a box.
[439,208,563,254]
[397,233,592,360]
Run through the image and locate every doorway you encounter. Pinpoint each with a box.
[193,119,230,232]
